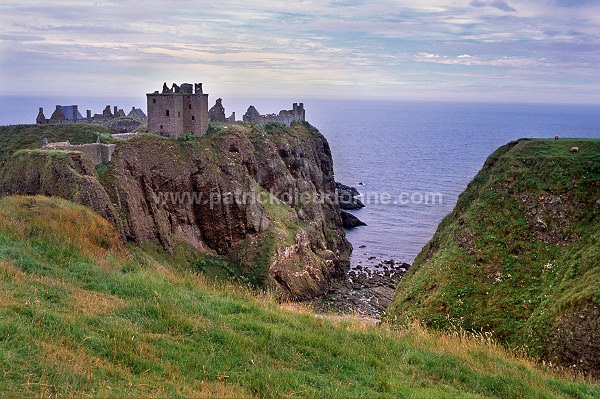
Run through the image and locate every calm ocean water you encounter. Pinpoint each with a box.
[308,100,600,267]
[1,96,599,267]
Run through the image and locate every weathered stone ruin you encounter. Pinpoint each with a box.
[128,107,146,120]
[38,105,84,124]
[42,140,116,166]
[36,104,146,125]
[35,82,307,136]
[146,82,209,137]
[243,103,305,126]
[208,98,235,123]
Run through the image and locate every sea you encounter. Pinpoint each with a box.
[2,96,599,268]
[308,100,600,268]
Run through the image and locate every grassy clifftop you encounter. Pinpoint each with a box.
[388,138,600,376]
[0,195,598,397]
[0,124,113,163]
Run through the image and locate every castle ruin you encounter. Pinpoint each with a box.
[42,139,116,166]
[146,82,209,137]
[243,103,305,126]
[35,82,308,138]
[36,105,146,125]
[208,98,235,123]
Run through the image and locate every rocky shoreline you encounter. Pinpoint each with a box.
[321,181,407,317]
[312,259,410,318]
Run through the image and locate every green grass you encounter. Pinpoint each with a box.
[0,195,598,398]
[0,124,113,163]
[388,138,600,374]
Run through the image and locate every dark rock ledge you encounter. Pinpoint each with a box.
[336,182,366,228]
[340,210,367,229]
[336,182,365,210]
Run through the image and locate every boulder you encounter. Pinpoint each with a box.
[336,182,365,210]
[340,210,367,229]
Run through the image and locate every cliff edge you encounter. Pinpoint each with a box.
[387,138,600,377]
[0,122,351,300]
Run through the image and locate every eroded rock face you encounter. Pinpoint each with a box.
[0,150,119,227]
[101,124,351,299]
[547,308,600,379]
[514,192,581,245]
[0,125,351,300]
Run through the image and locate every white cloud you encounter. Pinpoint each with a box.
[415,52,550,69]
[0,0,599,102]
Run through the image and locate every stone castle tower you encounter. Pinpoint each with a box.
[146,82,209,137]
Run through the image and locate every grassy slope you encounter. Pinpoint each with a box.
[0,124,114,163]
[0,196,598,398]
[388,139,599,365]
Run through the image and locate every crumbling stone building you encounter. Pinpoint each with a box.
[208,98,235,123]
[37,105,84,124]
[36,104,146,125]
[146,82,209,137]
[243,103,305,126]
[42,139,116,166]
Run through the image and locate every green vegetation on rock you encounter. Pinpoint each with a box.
[0,124,112,163]
[0,122,350,300]
[387,138,600,377]
[0,195,597,398]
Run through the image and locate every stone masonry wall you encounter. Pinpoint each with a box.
[44,143,116,166]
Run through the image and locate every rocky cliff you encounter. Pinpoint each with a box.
[387,138,600,377]
[0,149,119,226]
[0,123,351,300]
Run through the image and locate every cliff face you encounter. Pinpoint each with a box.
[0,123,351,300]
[387,138,600,377]
[0,149,119,227]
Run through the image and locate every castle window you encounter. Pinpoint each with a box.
[153,99,156,104]
[192,116,195,120]
[160,125,163,130]
[166,110,170,116]
[178,112,181,117]
[189,104,191,109]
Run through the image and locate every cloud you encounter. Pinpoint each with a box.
[470,0,516,12]
[33,25,140,35]
[0,33,44,42]
[0,0,599,103]
[415,52,548,68]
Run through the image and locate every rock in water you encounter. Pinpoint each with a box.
[341,210,367,229]
[336,182,365,210]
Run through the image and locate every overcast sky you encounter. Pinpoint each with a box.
[1,0,600,104]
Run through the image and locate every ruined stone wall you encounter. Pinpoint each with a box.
[183,94,209,136]
[243,103,306,127]
[147,94,184,137]
[259,114,294,126]
[37,105,145,126]
[44,143,116,166]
